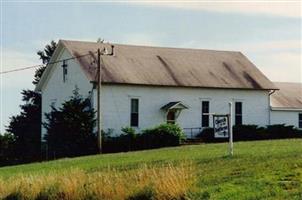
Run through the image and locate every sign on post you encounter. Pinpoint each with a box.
[210,102,234,156]
[213,115,229,138]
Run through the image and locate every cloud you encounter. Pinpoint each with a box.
[189,39,301,53]
[120,33,163,46]
[252,51,301,83]
[1,49,38,91]
[127,1,301,18]
[233,40,301,53]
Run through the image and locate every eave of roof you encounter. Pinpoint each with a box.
[101,82,278,91]
[271,107,302,111]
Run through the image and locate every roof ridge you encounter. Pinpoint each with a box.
[274,81,302,84]
[59,39,242,53]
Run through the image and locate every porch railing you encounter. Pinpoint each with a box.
[183,127,203,139]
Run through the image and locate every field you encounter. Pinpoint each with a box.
[0,139,301,199]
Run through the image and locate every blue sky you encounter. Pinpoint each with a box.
[0,1,301,133]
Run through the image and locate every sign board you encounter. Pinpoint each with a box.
[213,115,229,138]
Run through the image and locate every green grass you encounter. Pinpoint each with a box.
[1,139,302,199]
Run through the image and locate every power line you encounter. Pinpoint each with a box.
[0,64,45,74]
[0,51,98,75]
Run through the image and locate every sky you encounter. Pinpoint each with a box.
[0,1,301,133]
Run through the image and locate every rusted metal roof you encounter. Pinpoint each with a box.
[61,40,277,90]
[271,82,302,110]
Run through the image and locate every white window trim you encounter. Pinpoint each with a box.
[298,113,302,129]
[199,97,211,101]
[129,97,140,128]
[201,100,211,128]
[234,101,243,125]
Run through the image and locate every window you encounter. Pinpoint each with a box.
[235,102,242,125]
[202,101,209,127]
[299,113,302,128]
[62,60,68,82]
[130,99,139,127]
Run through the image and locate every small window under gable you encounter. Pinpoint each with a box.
[62,60,68,82]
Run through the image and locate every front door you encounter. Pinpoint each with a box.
[167,110,176,124]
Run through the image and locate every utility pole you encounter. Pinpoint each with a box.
[97,48,102,153]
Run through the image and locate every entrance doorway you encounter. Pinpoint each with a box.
[167,110,176,124]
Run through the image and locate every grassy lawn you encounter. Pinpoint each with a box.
[0,139,301,199]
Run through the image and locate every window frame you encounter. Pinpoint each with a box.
[130,98,139,127]
[202,101,210,127]
[299,113,302,129]
[235,101,243,125]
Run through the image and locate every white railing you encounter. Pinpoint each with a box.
[183,127,203,139]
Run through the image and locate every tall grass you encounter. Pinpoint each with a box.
[0,162,196,200]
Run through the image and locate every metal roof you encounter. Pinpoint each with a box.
[60,40,277,90]
[271,82,302,110]
[161,101,189,110]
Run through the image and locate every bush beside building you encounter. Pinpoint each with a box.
[103,123,185,153]
[198,124,302,143]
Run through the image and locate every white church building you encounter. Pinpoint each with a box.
[35,40,301,139]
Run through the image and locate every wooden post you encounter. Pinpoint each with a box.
[97,49,102,153]
[229,102,233,156]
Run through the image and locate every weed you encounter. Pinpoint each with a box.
[0,163,195,200]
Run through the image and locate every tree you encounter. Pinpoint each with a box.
[6,90,41,163]
[33,40,57,85]
[0,133,16,166]
[44,88,97,159]
[5,41,57,165]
